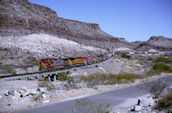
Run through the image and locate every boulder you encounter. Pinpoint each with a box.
[37,87,46,93]
[29,89,37,95]
[42,100,49,104]
[8,88,15,95]
[135,105,142,112]
[42,94,46,99]
[21,86,27,92]
[22,91,30,97]
[17,89,26,94]
[140,97,155,107]
[13,91,21,98]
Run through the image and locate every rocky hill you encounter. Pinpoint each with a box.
[133,36,172,51]
[0,0,133,50]
[147,36,172,48]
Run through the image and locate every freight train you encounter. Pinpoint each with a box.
[39,53,113,71]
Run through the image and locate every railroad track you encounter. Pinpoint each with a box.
[0,56,113,81]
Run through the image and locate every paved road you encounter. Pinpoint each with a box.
[13,75,172,113]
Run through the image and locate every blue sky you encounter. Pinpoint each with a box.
[29,0,172,42]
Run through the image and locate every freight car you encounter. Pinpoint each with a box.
[39,53,113,71]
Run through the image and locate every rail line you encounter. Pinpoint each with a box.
[0,56,113,81]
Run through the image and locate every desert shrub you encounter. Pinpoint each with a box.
[72,99,111,113]
[6,68,12,73]
[80,73,140,87]
[80,73,109,82]
[80,73,109,87]
[32,92,44,101]
[56,72,72,81]
[147,57,153,61]
[154,57,172,63]
[121,54,131,59]
[111,73,140,84]
[152,63,172,73]
[38,81,56,91]
[149,80,167,99]
[146,69,157,76]
[146,63,172,76]
[6,67,16,75]
[32,59,40,66]
[44,77,49,82]
[156,93,172,111]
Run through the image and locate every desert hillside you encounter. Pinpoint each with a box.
[0,0,134,50]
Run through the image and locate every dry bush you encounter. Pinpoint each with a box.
[80,73,140,87]
[38,81,56,91]
[72,99,111,113]
[155,93,172,112]
[149,80,167,99]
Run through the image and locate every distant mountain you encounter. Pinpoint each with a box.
[134,36,172,51]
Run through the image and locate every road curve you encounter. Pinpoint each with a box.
[13,75,172,113]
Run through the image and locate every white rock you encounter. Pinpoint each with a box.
[14,91,21,98]
[141,97,155,107]
[21,86,27,91]
[30,89,37,95]
[8,88,15,95]
[0,95,2,99]
[135,105,142,112]
[42,100,49,104]
[37,88,46,93]
[17,89,26,94]
[42,94,46,99]
[22,91,30,97]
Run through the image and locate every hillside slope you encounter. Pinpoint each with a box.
[0,0,134,50]
[0,34,105,75]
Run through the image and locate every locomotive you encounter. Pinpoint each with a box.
[39,53,113,71]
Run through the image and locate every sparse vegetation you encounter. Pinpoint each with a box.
[153,63,172,73]
[111,73,140,84]
[121,53,131,59]
[32,59,40,66]
[80,73,140,87]
[4,64,17,75]
[155,93,172,111]
[32,92,44,101]
[38,81,56,91]
[146,63,172,76]
[56,72,71,81]
[72,99,111,113]
[154,57,172,63]
[147,57,153,61]
[149,80,167,99]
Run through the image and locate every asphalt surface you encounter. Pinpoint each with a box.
[13,75,172,113]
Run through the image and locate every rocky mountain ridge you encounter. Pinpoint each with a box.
[0,0,134,50]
